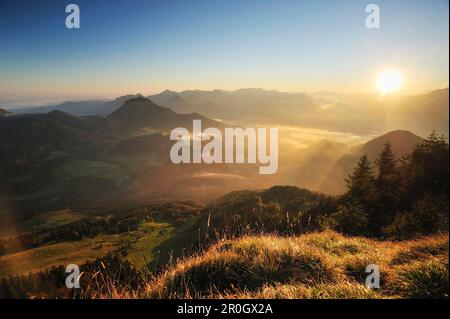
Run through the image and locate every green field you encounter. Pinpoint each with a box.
[0,211,194,278]
[22,209,87,231]
[0,234,126,277]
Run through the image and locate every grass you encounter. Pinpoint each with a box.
[0,219,180,278]
[0,233,129,277]
[0,209,88,253]
[221,282,386,299]
[124,221,175,270]
[387,258,449,298]
[21,209,87,231]
[137,231,448,299]
[1,211,447,299]
[56,159,128,184]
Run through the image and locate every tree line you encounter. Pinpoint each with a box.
[323,131,449,238]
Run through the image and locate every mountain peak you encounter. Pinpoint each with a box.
[161,89,177,94]
[103,96,181,132]
[356,130,424,160]
[114,94,143,101]
[123,96,154,104]
[108,97,169,118]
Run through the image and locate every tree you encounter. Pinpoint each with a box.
[344,155,375,207]
[373,143,400,233]
[340,155,376,235]
[375,143,397,185]
[384,193,449,239]
[345,155,375,197]
[401,131,449,203]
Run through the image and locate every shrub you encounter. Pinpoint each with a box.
[322,202,369,236]
[384,193,449,239]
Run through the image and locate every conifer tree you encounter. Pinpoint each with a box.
[340,155,376,234]
[344,155,375,203]
[373,143,400,234]
[403,131,449,199]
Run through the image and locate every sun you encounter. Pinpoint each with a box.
[377,69,403,95]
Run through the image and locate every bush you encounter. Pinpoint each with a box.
[384,193,449,239]
[322,201,369,236]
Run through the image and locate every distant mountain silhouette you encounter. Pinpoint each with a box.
[0,108,12,117]
[104,97,223,132]
[5,88,447,136]
[390,88,449,136]
[10,100,108,116]
[148,87,449,135]
[7,96,141,118]
[353,130,425,161]
[149,89,178,106]
[149,88,320,127]
[95,94,143,117]
[162,94,220,116]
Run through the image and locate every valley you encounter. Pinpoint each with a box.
[0,89,448,299]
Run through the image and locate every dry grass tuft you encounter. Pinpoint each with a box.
[135,231,448,299]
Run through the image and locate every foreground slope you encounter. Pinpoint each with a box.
[141,231,448,299]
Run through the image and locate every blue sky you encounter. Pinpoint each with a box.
[0,0,448,103]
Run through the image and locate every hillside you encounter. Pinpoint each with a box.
[94,94,142,117]
[1,96,251,218]
[0,102,433,216]
[0,108,12,117]
[390,88,449,136]
[353,130,424,161]
[103,97,223,133]
[284,130,425,194]
[110,231,448,299]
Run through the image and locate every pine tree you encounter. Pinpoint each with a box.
[328,155,375,236]
[373,143,400,235]
[340,155,376,234]
[375,143,397,184]
[403,131,449,199]
[344,155,375,202]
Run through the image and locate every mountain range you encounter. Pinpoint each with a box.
[0,94,428,218]
[4,88,448,137]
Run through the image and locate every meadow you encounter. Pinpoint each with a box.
[85,231,448,299]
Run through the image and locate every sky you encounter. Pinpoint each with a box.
[0,0,448,104]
